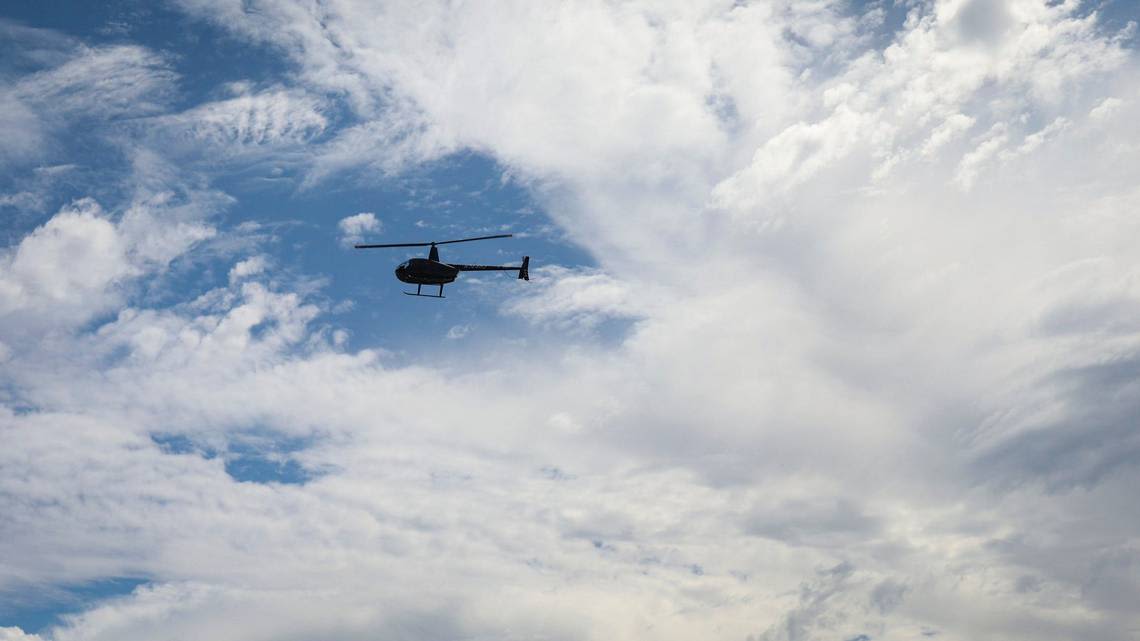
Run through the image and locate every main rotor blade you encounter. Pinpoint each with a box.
[354,234,512,249]
[354,242,433,249]
[435,234,513,245]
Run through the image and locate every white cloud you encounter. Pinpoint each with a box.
[12,45,175,120]
[5,3,1140,641]
[711,104,874,213]
[920,113,976,157]
[0,199,132,322]
[0,30,179,222]
[0,629,43,641]
[152,87,328,157]
[228,255,269,283]
[954,123,1010,189]
[336,212,381,247]
[1089,96,1123,120]
[502,265,643,330]
[0,92,46,166]
[0,152,222,339]
[0,42,176,166]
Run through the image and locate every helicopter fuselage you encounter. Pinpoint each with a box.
[356,234,527,297]
[395,258,459,285]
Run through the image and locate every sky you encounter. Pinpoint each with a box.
[1,1,1139,640]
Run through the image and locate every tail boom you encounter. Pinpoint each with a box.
[450,256,530,281]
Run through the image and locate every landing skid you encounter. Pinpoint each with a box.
[404,284,445,298]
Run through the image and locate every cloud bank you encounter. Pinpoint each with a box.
[3,2,1140,640]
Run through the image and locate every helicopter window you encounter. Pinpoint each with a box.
[398,261,409,269]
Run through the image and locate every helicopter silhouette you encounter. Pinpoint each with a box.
[355,233,529,298]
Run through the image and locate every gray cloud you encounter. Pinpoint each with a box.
[745,498,883,549]
[973,354,1140,491]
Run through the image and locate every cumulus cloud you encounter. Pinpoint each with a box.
[0,154,224,360]
[0,199,131,317]
[228,255,269,283]
[5,2,1140,641]
[336,212,381,247]
[0,191,214,332]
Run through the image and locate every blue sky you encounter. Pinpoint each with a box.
[2,2,1140,640]
[1,1,597,355]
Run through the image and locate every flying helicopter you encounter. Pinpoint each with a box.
[354,233,529,298]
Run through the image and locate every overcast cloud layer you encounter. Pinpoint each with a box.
[3,1,1140,640]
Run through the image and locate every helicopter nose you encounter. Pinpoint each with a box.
[395,266,407,282]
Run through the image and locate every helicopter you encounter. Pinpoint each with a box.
[354,233,529,298]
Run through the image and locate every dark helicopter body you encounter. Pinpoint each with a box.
[395,257,456,285]
[357,234,529,298]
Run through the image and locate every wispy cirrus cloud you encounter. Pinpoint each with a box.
[0,40,174,168]
[149,85,329,160]
[12,44,176,120]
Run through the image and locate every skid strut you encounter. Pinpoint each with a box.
[403,283,445,298]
